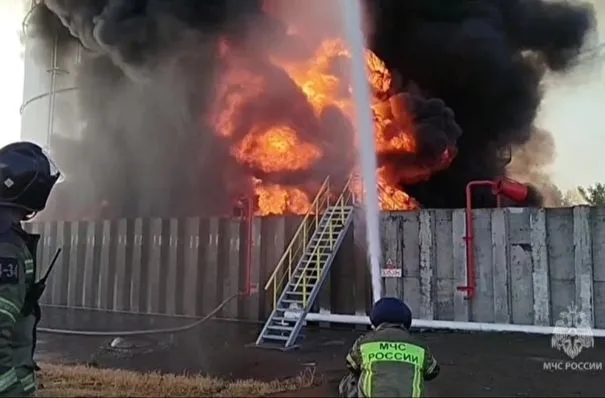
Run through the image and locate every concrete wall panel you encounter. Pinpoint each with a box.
[590,207,605,328]
[452,209,470,321]
[22,206,605,328]
[491,209,510,324]
[402,212,420,311]
[418,211,434,320]
[472,208,494,322]
[202,218,219,315]
[433,209,454,321]
[352,212,371,316]
[546,208,575,324]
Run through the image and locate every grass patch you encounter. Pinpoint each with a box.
[36,363,318,397]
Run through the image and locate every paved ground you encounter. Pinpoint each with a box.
[37,307,605,397]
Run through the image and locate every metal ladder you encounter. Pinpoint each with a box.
[255,176,356,350]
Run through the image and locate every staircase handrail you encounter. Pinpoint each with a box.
[263,176,332,308]
[295,174,356,306]
[350,173,398,208]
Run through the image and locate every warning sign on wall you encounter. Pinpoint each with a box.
[380,259,402,278]
[380,268,402,277]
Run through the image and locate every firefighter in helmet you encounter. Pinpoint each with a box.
[0,141,60,396]
[339,297,440,397]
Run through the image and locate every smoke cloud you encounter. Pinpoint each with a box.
[507,127,564,207]
[367,0,595,207]
[25,0,595,217]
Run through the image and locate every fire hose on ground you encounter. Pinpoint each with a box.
[35,198,255,338]
[37,293,242,337]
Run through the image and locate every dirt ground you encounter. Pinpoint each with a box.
[37,307,605,397]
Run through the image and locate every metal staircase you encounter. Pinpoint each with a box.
[255,175,357,350]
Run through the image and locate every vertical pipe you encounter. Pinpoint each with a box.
[458,180,496,299]
[46,34,59,150]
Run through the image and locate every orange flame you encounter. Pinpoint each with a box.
[234,126,322,173]
[210,32,451,215]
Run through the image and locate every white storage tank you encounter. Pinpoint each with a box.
[20,0,83,150]
[19,1,98,220]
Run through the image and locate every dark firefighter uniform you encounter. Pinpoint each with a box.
[0,142,60,396]
[339,297,440,398]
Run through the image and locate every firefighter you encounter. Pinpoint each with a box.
[339,297,440,398]
[0,141,61,396]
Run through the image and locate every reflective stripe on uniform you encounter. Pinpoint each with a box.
[0,297,20,324]
[0,368,18,392]
[426,357,437,374]
[24,259,34,276]
[346,353,358,370]
[20,373,36,393]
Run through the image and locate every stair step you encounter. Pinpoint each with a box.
[314,230,341,235]
[286,284,315,290]
[281,298,304,305]
[270,311,304,323]
[302,253,330,259]
[289,281,318,289]
[314,226,341,231]
[284,290,315,298]
[262,334,289,341]
[284,290,314,298]
[294,267,321,273]
[302,252,330,258]
[256,206,354,350]
[286,284,314,290]
[293,270,321,276]
[295,265,322,271]
[291,276,319,282]
[271,316,298,323]
[309,239,338,244]
[291,278,319,284]
[302,255,330,260]
[309,238,338,244]
[284,290,307,295]
[267,325,295,331]
[314,225,342,230]
[296,263,322,268]
[298,262,326,268]
[290,282,318,288]
[284,292,312,298]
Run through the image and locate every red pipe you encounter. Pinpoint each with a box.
[457,180,500,299]
[458,177,529,299]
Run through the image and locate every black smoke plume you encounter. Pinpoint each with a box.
[25,0,594,218]
[367,0,594,207]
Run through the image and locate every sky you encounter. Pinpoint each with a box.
[0,1,604,191]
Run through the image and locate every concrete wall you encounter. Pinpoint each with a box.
[377,207,603,328]
[25,206,605,328]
